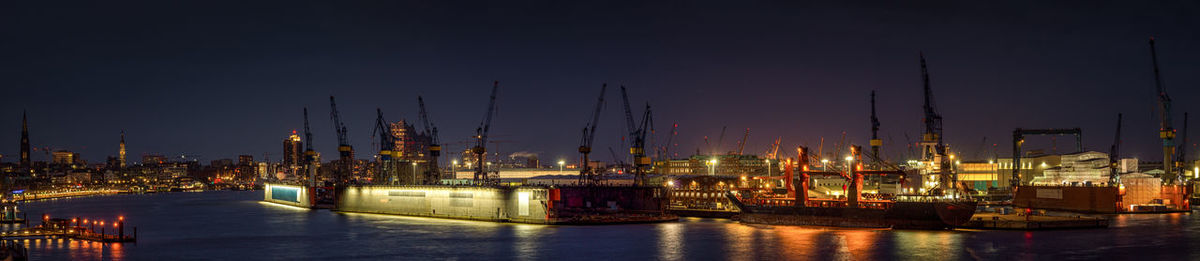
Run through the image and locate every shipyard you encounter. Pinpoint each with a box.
[3,0,1200,260]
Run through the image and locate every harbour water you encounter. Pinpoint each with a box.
[11,191,1200,260]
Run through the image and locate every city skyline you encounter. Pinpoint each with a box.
[3,1,1198,164]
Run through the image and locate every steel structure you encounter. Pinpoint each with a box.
[329,96,353,184]
[1148,38,1178,184]
[619,86,653,186]
[1010,128,1082,187]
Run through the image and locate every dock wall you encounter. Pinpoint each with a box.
[263,183,314,208]
[334,185,552,224]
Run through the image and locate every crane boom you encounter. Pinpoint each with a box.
[373,108,398,184]
[870,90,882,160]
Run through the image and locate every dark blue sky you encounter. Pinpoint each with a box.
[2,1,1197,164]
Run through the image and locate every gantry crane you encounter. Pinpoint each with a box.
[578,84,607,183]
[472,81,499,182]
[620,86,653,185]
[418,96,442,183]
[329,96,353,184]
[736,128,750,155]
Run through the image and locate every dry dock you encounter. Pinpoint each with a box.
[961,213,1108,230]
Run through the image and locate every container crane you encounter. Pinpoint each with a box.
[372,108,398,184]
[578,84,607,183]
[620,86,653,185]
[472,81,499,182]
[329,96,353,184]
[1149,38,1177,184]
[418,96,442,183]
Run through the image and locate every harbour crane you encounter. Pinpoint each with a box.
[372,108,398,184]
[578,84,607,183]
[418,96,442,183]
[1177,113,1188,179]
[661,122,678,160]
[1148,38,1177,184]
[919,53,953,194]
[736,128,750,155]
[716,126,727,154]
[1110,114,1122,185]
[620,86,653,185]
[870,91,882,162]
[302,108,317,186]
[472,81,499,182]
[329,96,353,184]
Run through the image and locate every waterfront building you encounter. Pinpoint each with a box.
[1031,151,1111,186]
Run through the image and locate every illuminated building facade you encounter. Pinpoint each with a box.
[282,132,303,167]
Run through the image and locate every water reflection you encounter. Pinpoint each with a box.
[656,222,684,261]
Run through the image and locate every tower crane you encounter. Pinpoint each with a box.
[472,81,499,182]
[329,96,353,184]
[418,96,442,183]
[578,84,607,183]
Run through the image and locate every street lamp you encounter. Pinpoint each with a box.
[708,159,718,175]
[765,159,771,177]
[821,159,829,171]
[558,160,566,174]
[451,160,458,178]
[412,162,418,184]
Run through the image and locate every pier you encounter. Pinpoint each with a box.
[0,215,137,243]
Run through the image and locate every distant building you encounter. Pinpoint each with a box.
[282,132,303,166]
[143,155,167,165]
[1031,151,1111,186]
[238,155,254,166]
[656,154,770,176]
[52,150,74,165]
[210,159,233,168]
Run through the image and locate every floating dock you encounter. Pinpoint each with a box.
[960,213,1108,230]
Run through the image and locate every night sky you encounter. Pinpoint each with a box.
[2,1,1197,165]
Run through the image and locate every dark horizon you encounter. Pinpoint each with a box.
[2,1,1198,164]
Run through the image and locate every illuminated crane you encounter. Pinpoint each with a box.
[918,53,953,194]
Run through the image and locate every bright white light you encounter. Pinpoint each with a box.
[844,156,853,162]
